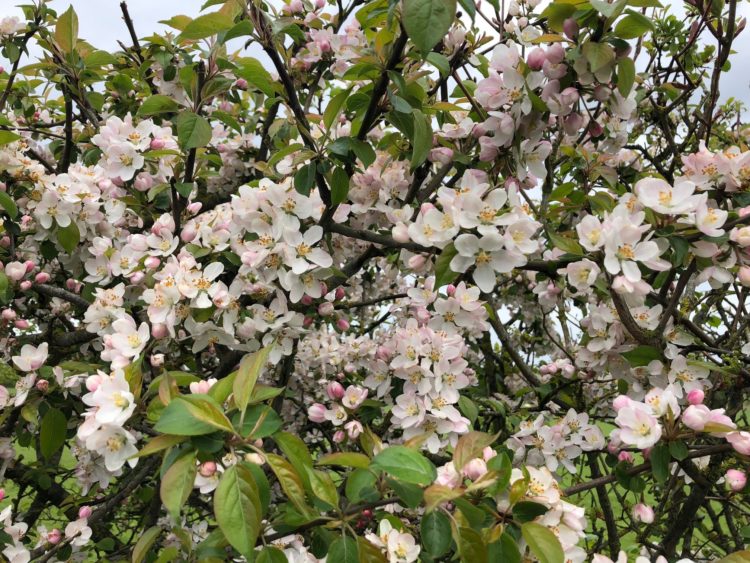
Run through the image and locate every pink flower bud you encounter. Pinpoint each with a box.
[24,260,34,273]
[446,284,456,296]
[318,302,335,316]
[133,173,153,192]
[632,503,654,524]
[187,202,202,215]
[336,318,350,331]
[35,379,49,393]
[428,147,453,164]
[588,121,604,138]
[618,451,634,463]
[144,256,160,270]
[65,279,78,291]
[78,506,92,519]
[408,254,427,270]
[303,316,313,328]
[526,47,546,70]
[687,389,704,405]
[376,346,391,361]
[682,404,711,431]
[335,287,345,301]
[563,18,579,39]
[462,458,488,480]
[34,272,50,283]
[150,138,166,150]
[151,323,168,339]
[308,403,327,423]
[85,374,102,392]
[14,319,29,329]
[19,281,32,291]
[47,529,62,545]
[0,489,5,502]
[326,381,345,400]
[5,262,26,281]
[300,295,313,306]
[726,469,747,491]
[1,309,16,321]
[613,395,631,411]
[333,430,346,443]
[181,225,197,243]
[236,78,248,90]
[739,266,750,287]
[345,420,363,439]
[316,0,325,7]
[130,272,145,284]
[199,461,217,477]
[392,223,410,243]
[0,237,9,248]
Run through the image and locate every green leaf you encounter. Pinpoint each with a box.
[132,526,162,563]
[410,109,432,169]
[0,131,21,146]
[615,11,654,39]
[275,431,314,491]
[434,243,459,288]
[547,231,583,255]
[421,510,452,557]
[0,191,18,219]
[161,452,197,520]
[155,395,235,436]
[256,546,287,563]
[305,467,339,507]
[180,12,234,40]
[621,345,661,367]
[40,408,67,459]
[328,537,358,563]
[294,163,317,196]
[488,532,521,563]
[346,468,378,503]
[521,522,564,563]
[718,551,750,563]
[358,536,388,563]
[176,111,212,150]
[616,57,636,97]
[138,95,181,117]
[234,345,273,418]
[235,405,282,438]
[214,463,262,559]
[457,527,488,563]
[513,501,549,523]
[582,42,615,73]
[317,452,371,469]
[133,434,187,459]
[371,445,436,486]
[331,167,351,205]
[669,440,689,461]
[235,58,278,97]
[650,443,670,483]
[57,221,80,254]
[350,139,376,168]
[55,5,78,54]
[487,452,512,491]
[453,431,496,472]
[324,89,350,130]
[266,453,313,516]
[403,0,458,54]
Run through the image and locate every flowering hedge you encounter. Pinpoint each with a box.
[0,0,749,560]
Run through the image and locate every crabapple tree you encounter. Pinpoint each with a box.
[0,0,749,561]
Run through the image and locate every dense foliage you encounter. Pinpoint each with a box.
[0,0,749,560]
